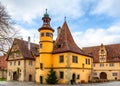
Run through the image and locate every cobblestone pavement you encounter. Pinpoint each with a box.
[0,81,120,86]
[0,81,39,86]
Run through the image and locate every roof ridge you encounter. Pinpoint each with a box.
[83,43,120,49]
[63,21,69,50]
[7,38,39,61]
[15,38,39,45]
[83,43,120,62]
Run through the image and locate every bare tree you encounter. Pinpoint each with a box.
[0,2,19,54]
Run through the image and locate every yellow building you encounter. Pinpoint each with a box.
[35,11,93,84]
[83,43,120,80]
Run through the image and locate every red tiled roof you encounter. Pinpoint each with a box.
[7,38,39,61]
[53,21,91,57]
[0,56,7,70]
[83,44,120,62]
[38,25,54,32]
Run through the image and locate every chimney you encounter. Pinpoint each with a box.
[28,36,31,50]
[21,38,23,40]
[57,26,61,36]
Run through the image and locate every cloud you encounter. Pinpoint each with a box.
[1,0,84,23]
[91,0,120,17]
[73,22,120,48]
[13,25,39,44]
[1,0,120,49]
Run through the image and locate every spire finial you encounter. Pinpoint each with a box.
[46,8,47,13]
[64,16,66,21]
[44,9,49,17]
[101,43,104,47]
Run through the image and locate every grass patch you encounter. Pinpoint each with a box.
[0,78,7,81]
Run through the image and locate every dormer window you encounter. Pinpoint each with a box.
[46,32,49,37]
[99,44,107,62]
[58,45,61,48]
[16,53,20,57]
[100,56,105,61]
[101,50,104,54]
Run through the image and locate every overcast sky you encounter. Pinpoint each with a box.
[1,0,120,48]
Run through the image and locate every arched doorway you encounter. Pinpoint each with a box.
[29,74,32,81]
[40,76,43,84]
[13,72,17,80]
[72,73,76,83]
[100,72,107,79]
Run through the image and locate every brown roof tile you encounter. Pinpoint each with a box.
[7,38,39,60]
[53,21,91,57]
[83,44,120,62]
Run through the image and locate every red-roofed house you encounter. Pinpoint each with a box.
[83,43,120,80]
[0,55,7,79]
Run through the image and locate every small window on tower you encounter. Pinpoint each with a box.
[41,33,44,37]
[40,44,42,48]
[50,33,53,38]
[46,32,50,37]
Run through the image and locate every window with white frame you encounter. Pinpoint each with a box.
[112,73,117,76]
[109,63,114,67]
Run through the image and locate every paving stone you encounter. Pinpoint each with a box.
[0,81,120,86]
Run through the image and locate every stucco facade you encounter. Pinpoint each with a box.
[93,62,120,80]
[7,38,38,81]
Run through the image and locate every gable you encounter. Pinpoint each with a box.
[7,38,39,61]
[83,44,120,63]
[53,21,92,57]
[7,39,23,61]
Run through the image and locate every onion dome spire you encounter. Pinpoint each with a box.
[44,9,49,17]
[38,9,54,32]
